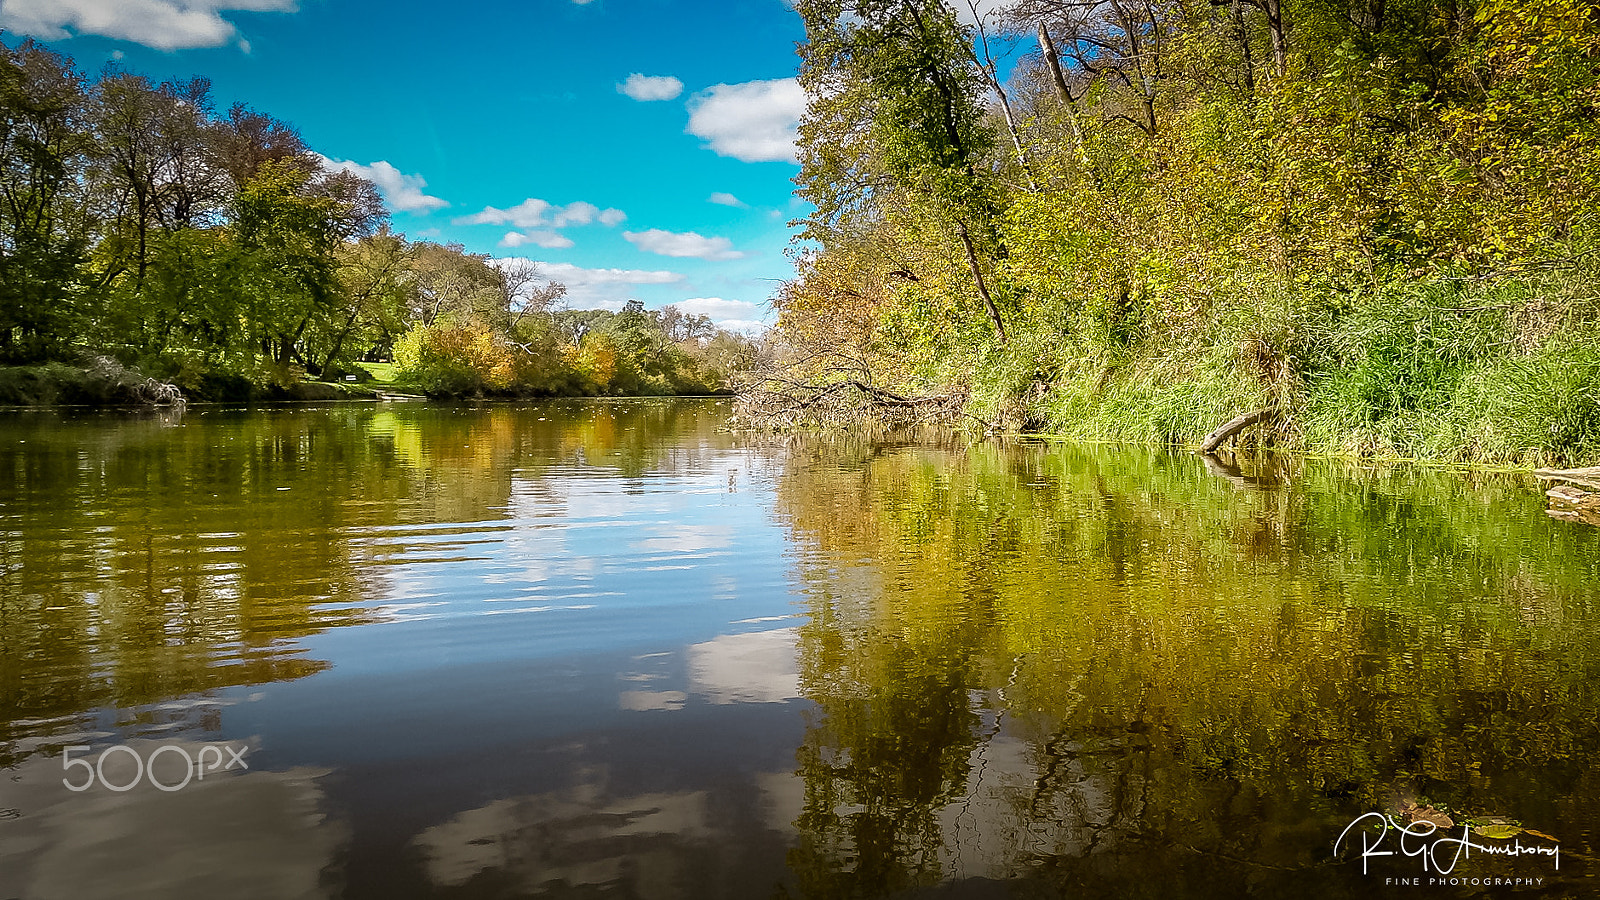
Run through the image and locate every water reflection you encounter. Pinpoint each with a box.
[0,735,342,900]
[1,407,1597,897]
[778,438,1600,896]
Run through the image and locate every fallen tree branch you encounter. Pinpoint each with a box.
[1199,407,1278,453]
[736,374,963,429]
[1534,467,1600,492]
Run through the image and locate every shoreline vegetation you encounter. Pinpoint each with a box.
[0,39,756,409]
[737,0,1600,471]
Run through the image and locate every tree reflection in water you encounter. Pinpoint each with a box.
[778,436,1600,897]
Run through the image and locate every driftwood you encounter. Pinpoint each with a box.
[1199,408,1278,453]
[1534,467,1600,491]
[736,373,967,429]
[1537,468,1600,526]
[82,354,185,406]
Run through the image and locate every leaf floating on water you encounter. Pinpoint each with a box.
[1523,828,1561,843]
[1396,801,1455,829]
[1473,824,1524,840]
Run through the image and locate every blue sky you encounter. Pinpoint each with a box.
[0,0,815,332]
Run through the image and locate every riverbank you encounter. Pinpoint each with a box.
[0,361,383,407]
[744,266,1599,472]
[986,269,1600,470]
[0,360,736,409]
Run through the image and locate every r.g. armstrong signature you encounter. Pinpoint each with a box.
[1335,812,1560,876]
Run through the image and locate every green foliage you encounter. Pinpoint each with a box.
[395,322,515,395]
[394,303,753,399]
[769,0,1600,465]
[1425,336,1600,465]
[795,0,1010,343]
[0,40,93,361]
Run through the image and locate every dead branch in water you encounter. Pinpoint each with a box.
[1199,407,1279,453]
[737,371,969,429]
[733,339,978,430]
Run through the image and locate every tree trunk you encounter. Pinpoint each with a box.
[1038,24,1073,105]
[1232,0,1256,94]
[1534,467,1600,491]
[957,222,1007,345]
[321,306,363,374]
[1200,407,1277,452]
[1265,0,1287,79]
[991,79,1037,192]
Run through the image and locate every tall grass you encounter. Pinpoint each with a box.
[1004,266,1600,467]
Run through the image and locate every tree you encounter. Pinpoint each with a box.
[209,102,311,191]
[657,305,716,344]
[795,0,1009,342]
[409,242,507,328]
[0,39,92,360]
[229,160,348,368]
[496,257,567,331]
[90,70,223,287]
[328,226,416,370]
[1005,0,1180,134]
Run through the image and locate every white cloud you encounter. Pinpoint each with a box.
[618,74,684,102]
[686,78,804,164]
[673,297,762,320]
[0,0,296,50]
[316,155,448,214]
[457,198,625,229]
[715,319,768,336]
[623,229,745,261]
[536,262,683,286]
[498,258,685,308]
[708,192,748,208]
[499,230,573,249]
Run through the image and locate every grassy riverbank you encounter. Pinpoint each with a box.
[0,352,741,408]
[0,360,382,406]
[972,267,1600,468]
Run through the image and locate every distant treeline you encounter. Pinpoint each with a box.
[752,0,1600,465]
[0,37,756,400]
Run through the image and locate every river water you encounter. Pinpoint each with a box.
[1,399,1596,898]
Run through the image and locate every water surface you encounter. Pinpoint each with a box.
[1,401,1596,898]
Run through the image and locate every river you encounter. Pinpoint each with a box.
[1,399,1596,898]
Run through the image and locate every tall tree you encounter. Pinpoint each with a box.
[1005,0,1180,134]
[0,40,92,360]
[90,70,222,286]
[229,160,348,367]
[795,0,1009,342]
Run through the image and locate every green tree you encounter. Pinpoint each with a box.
[0,39,92,360]
[329,227,417,369]
[795,0,1009,342]
[229,160,350,368]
